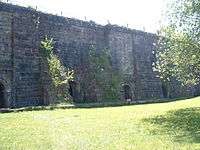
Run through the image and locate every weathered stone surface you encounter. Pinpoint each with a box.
[0,2,197,108]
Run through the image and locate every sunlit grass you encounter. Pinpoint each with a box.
[0,97,200,150]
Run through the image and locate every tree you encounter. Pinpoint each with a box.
[155,0,200,86]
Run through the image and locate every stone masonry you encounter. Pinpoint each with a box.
[0,3,197,108]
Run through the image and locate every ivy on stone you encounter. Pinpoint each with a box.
[88,46,122,101]
[40,36,74,102]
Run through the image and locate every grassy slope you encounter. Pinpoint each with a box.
[0,97,200,150]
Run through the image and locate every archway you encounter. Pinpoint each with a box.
[161,82,168,98]
[123,84,132,100]
[69,81,76,99]
[0,83,6,108]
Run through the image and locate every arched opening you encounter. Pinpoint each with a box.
[69,81,76,99]
[0,83,6,108]
[123,84,132,100]
[161,83,168,98]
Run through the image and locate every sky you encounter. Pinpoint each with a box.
[3,0,168,33]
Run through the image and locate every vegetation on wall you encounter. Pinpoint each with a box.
[87,46,122,101]
[40,36,74,102]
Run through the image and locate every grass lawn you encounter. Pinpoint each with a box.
[0,97,200,150]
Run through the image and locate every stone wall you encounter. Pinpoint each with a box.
[0,11,13,106]
[0,2,196,107]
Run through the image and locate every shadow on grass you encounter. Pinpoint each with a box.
[143,107,200,143]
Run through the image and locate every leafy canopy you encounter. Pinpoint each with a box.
[155,0,200,85]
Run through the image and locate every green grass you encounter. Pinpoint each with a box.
[1,97,200,150]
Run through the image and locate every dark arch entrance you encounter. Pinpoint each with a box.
[0,83,6,108]
[161,82,168,98]
[123,84,132,100]
[69,81,76,99]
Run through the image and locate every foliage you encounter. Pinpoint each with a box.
[40,37,54,59]
[155,0,200,86]
[1,97,200,149]
[88,46,121,101]
[40,36,74,101]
